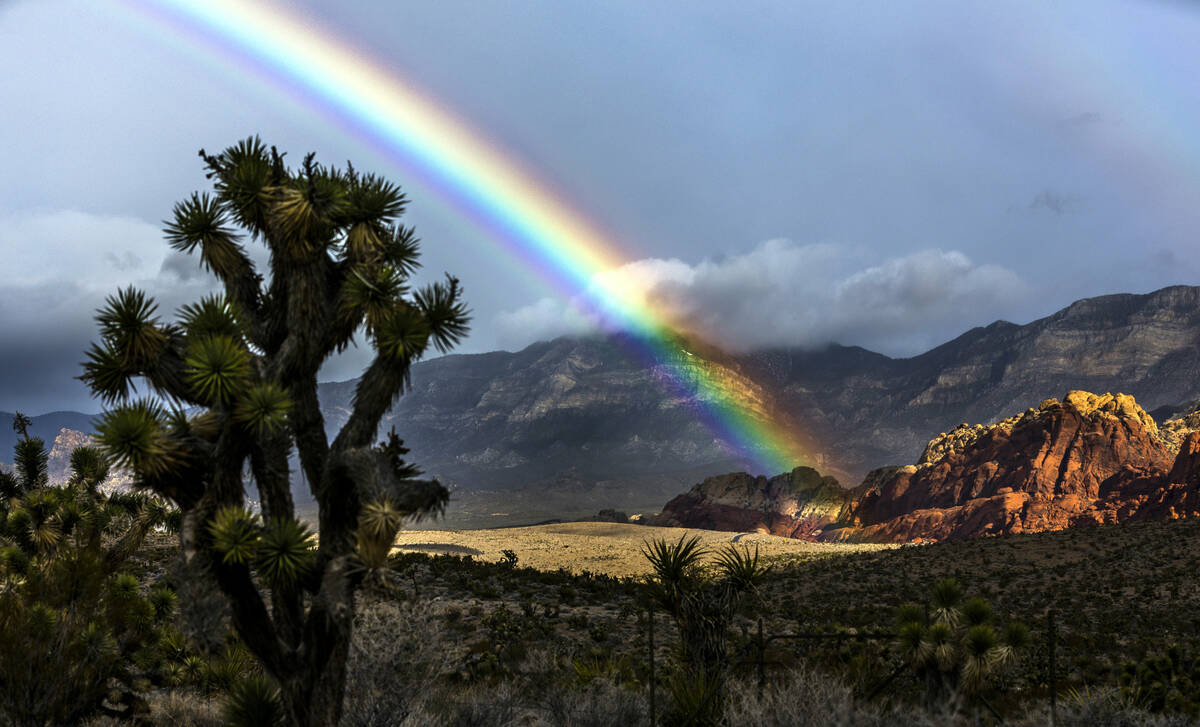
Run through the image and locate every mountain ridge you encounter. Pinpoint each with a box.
[5,285,1199,526]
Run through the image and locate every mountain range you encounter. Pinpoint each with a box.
[6,285,1200,527]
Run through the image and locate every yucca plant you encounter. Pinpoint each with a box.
[642,535,768,725]
[78,138,468,727]
[893,578,1030,714]
[225,674,286,727]
[12,435,48,494]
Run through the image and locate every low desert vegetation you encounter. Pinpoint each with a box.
[7,445,1200,725]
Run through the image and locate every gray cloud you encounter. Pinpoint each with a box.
[1029,190,1080,216]
[159,250,207,282]
[0,210,220,412]
[1058,111,1104,130]
[496,241,1031,356]
[3,0,1200,408]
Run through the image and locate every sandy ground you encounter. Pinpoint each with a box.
[391,521,891,578]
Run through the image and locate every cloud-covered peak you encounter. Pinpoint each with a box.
[496,241,1031,356]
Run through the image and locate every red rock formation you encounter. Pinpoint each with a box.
[658,391,1200,544]
[825,392,1177,541]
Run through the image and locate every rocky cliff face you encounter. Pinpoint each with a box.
[46,429,131,493]
[830,391,1179,541]
[658,391,1200,543]
[654,467,853,538]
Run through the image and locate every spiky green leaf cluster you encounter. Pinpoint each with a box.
[257,518,315,588]
[340,265,409,334]
[224,674,285,727]
[893,578,1030,702]
[185,335,252,405]
[179,295,245,340]
[355,498,404,571]
[234,382,292,435]
[95,400,176,476]
[80,288,172,404]
[209,506,261,565]
[165,193,248,278]
[12,437,48,494]
[69,446,110,490]
[373,306,431,361]
[415,274,470,353]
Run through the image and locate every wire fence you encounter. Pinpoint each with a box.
[394,605,1062,727]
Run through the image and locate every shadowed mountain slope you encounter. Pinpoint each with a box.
[316,285,1200,508]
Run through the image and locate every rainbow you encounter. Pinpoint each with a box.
[120,0,814,475]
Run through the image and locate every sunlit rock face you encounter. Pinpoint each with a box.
[653,467,853,538]
[46,428,133,493]
[830,391,1177,542]
[658,392,1200,544]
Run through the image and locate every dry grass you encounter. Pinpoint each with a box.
[390,521,891,578]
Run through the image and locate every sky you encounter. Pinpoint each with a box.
[1,0,1198,414]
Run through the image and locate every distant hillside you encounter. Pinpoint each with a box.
[315,285,1200,509]
[7,286,1200,526]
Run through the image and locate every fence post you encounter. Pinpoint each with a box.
[648,606,656,727]
[1048,609,1057,727]
[757,617,765,699]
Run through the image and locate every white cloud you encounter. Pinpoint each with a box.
[495,241,1031,356]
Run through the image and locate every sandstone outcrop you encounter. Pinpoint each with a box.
[658,390,1200,544]
[1160,402,1200,455]
[47,428,132,493]
[653,466,853,538]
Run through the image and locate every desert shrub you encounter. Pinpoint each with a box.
[340,600,453,726]
[723,667,894,727]
[1119,644,1200,716]
[725,668,1197,727]
[0,461,177,723]
[141,691,223,727]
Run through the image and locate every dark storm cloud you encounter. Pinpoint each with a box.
[0,210,220,412]
[159,250,207,282]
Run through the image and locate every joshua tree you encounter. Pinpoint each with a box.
[11,412,31,440]
[79,138,469,726]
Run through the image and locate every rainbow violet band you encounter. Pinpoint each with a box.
[121,0,812,475]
